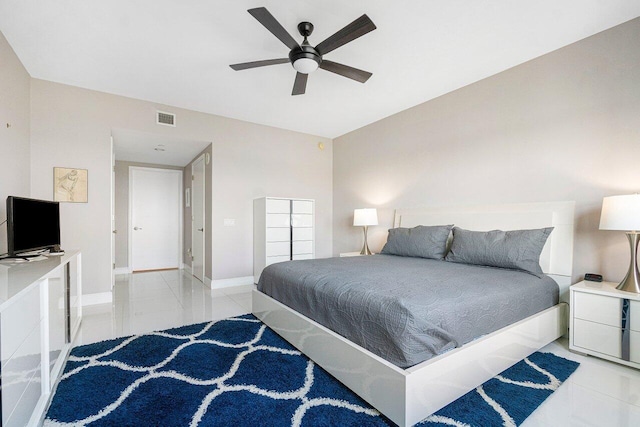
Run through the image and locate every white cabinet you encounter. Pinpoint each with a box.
[254,197,315,283]
[570,280,640,368]
[0,251,82,426]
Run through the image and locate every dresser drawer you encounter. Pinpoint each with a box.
[266,199,290,214]
[573,292,621,327]
[293,227,313,241]
[291,214,313,228]
[266,227,290,242]
[266,214,291,228]
[292,200,313,214]
[266,242,290,257]
[266,255,290,266]
[293,241,313,255]
[573,318,621,358]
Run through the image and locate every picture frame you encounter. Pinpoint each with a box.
[53,167,88,203]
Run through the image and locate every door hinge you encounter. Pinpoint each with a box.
[113,262,115,269]
[192,175,195,181]
[191,256,194,261]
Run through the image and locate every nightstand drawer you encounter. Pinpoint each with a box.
[573,318,621,358]
[574,292,621,327]
[632,301,640,332]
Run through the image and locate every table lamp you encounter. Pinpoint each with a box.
[354,208,378,255]
[599,194,640,293]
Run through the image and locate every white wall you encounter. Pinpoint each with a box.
[0,31,30,254]
[333,18,640,284]
[29,80,332,296]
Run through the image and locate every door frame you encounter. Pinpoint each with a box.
[128,166,183,272]
[191,155,206,282]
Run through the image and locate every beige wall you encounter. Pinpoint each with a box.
[29,80,333,295]
[114,160,183,269]
[333,18,640,284]
[0,31,30,254]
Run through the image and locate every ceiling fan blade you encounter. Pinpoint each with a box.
[315,14,376,56]
[230,58,290,71]
[319,60,372,83]
[292,72,308,95]
[248,7,300,51]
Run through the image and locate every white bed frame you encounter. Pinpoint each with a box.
[252,201,575,426]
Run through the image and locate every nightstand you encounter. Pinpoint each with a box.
[570,280,640,369]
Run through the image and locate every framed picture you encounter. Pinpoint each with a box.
[54,167,88,203]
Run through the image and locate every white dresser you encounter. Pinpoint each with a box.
[570,280,640,369]
[0,251,82,426]
[253,197,314,283]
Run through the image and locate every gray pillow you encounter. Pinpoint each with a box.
[381,225,453,260]
[445,226,553,276]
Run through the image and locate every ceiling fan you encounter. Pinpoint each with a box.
[230,7,376,95]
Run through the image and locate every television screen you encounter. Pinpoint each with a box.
[7,196,61,256]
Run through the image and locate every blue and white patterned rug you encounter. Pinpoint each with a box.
[45,314,579,426]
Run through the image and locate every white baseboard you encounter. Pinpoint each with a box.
[210,276,254,290]
[114,267,131,275]
[82,292,112,306]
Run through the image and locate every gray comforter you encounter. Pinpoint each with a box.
[257,254,558,368]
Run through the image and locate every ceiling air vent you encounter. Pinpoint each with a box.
[156,111,176,127]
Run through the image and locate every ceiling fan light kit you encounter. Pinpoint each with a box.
[230,7,376,95]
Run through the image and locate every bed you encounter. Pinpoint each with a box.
[252,201,574,426]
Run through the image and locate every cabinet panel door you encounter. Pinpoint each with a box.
[266,228,290,242]
[574,292,621,327]
[266,242,290,257]
[573,318,621,358]
[1,284,41,363]
[266,214,291,228]
[631,330,640,363]
[293,227,313,241]
[293,241,313,255]
[631,301,640,332]
[291,214,313,228]
[266,199,290,214]
[292,200,313,214]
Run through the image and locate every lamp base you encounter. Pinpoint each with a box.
[616,232,640,293]
[360,226,373,255]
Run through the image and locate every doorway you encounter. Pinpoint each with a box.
[129,167,183,272]
[191,156,205,282]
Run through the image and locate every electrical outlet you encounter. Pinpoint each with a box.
[224,219,236,227]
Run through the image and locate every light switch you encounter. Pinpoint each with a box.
[224,219,236,226]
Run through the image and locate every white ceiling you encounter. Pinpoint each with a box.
[1,1,639,139]
[112,129,208,167]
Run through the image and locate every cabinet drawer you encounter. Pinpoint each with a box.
[266,228,290,242]
[266,214,290,228]
[266,255,290,266]
[293,254,313,261]
[293,227,313,241]
[631,301,640,332]
[292,214,312,227]
[266,199,290,214]
[292,200,313,214]
[573,318,620,358]
[266,242,290,257]
[293,241,313,255]
[632,331,640,363]
[574,292,621,327]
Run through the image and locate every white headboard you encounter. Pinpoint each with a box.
[393,201,575,289]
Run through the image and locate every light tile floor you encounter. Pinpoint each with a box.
[77,270,640,426]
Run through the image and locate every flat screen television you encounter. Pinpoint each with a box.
[6,196,61,257]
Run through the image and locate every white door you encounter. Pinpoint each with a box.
[130,167,182,272]
[192,157,205,282]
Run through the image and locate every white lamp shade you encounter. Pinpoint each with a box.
[599,194,640,231]
[353,208,378,226]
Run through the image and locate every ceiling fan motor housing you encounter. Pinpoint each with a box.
[289,44,322,73]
